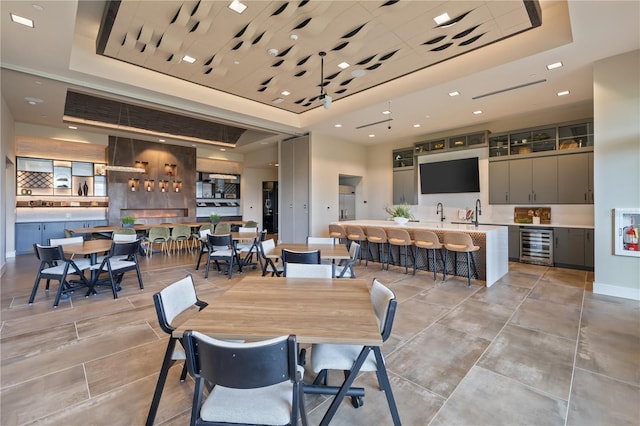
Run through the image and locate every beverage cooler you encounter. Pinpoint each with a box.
[614,208,640,257]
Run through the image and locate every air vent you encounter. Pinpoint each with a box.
[472,79,547,99]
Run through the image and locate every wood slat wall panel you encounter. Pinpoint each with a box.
[196,158,241,174]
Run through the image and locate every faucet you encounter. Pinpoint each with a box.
[474,199,482,227]
[436,202,445,222]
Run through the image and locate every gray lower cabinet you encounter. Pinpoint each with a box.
[557,152,594,203]
[508,225,520,260]
[489,161,510,204]
[15,222,67,254]
[554,227,593,270]
[509,156,558,204]
[393,168,417,205]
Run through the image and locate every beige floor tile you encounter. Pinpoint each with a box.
[567,367,640,426]
[418,279,480,307]
[387,323,490,398]
[469,283,531,308]
[437,299,515,341]
[430,366,567,425]
[528,280,584,307]
[478,324,576,400]
[391,296,450,340]
[510,297,581,340]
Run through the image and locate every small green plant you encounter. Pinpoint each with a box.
[385,204,413,219]
[121,215,135,225]
[209,213,221,222]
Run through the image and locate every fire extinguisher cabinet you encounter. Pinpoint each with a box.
[614,208,640,257]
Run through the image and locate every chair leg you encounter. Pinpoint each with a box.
[29,272,43,304]
[466,252,472,286]
[372,347,401,426]
[135,265,144,290]
[146,338,178,426]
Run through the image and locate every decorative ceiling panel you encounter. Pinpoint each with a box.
[96,0,541,113]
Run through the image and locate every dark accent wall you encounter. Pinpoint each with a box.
[107,137,196,225]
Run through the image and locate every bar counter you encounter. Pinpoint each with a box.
[335,220,508,287]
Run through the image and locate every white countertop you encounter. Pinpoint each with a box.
[337,220,505,233]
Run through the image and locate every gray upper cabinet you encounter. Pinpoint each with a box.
[489,161,510,204]
[508,156,557,204]
[393,168,417,205]
[558,152,594,204]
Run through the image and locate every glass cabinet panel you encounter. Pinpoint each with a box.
[392,148,414,168]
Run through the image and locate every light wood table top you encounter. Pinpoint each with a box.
[173,276,381,346]
[62,239,113,258]
[269,243,350,261]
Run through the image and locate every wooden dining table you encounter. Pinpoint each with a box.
[269,242,350,262]
[61,239,113,264]
[173,276,383,425]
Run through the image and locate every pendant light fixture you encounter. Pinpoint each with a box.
[318,51,332,109]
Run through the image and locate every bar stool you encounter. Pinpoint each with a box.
[443,232,479,286]
[328,223,346,245]
[413,230,443,280]
[387,228,414,274]
[366,227,388,270]
[345,225,367,265]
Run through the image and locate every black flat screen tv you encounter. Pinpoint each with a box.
[419,157,480,194]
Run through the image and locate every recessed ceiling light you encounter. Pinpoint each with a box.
[234,60,240,65]
[10,13,34,27]
[159,139,166,142]
[191,144,196,147]
[228,0,247,14]
[433,12,451,26]
[274,163,279,167]
[290,34,298,41]
[473,110,483,115]
[413,124,421,128]
[338,62,350,69]
[220,148,226,151]
[449,91,460,97]
[334,124,342,128]
[281,91,290,96]
[272,98,284,104]
[68,125,78,130]
[351,69,366,78]
[382,110,391,115]
[368,134,375,138]
[182,55,196,63]
[557,90,570,96]
[24,96,43,104]
[547,62,563,70]
[425,115,431,119]
[32,4,44,11]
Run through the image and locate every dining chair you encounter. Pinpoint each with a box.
[328,224,346,245]
[146,274,208,426]
[183,331,307,426]
[88,240,144,299]
[191,224,212,251]
[413,230,444,280]
[310,278,400,424]
[194,228,213,270]
[236,226,260,267]
[144,226,171,257]
[285,263,334,278]
[443,232,480,286]
[282,249,320,276]
[204,234,240,279]
[112,227,137,242]
[49,236,85,246]
[258,239,283,277]
[306,236,335,245]
[335,242,360,278]
[170,224,191,253]
[244,220,259,228]
[29,244,92,308]
[214,222,230,234]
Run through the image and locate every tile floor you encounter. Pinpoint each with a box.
[1,248,639,425]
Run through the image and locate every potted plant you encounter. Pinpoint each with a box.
[385,204,413,225]
[121,215,136,228]
[209,213,221,224]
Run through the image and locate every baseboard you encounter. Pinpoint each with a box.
[593,281,640,301]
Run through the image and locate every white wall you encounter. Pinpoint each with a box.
[592,49,640,300]
[1,95,16,266]
[309,133,368,237]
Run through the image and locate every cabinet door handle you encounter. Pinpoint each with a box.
[533,192,537,201]
[555,237,558,248]
[505,192,508,202]
[528,193,531,201]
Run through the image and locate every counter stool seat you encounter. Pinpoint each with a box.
[328,224,346,245]
[443,232,479,286]
[413,230,443,280]
[366,227,388,270]
[386,228,414,274]
[345,225,367,265]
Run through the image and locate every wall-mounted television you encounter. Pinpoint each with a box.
[419,157,480,194]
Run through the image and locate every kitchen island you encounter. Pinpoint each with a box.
[336,220,508,287]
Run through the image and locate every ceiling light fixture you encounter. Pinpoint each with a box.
[10,13,34,27]
[281,91,290,96]
[473,110,483,115]
[547,62,563,70]
[334,124,342,128]
[368,134,375,138]
[557,90,570,96]
[449,91,460,97]
[318,51,332,109]
[382,110,391,115]
[182,55,196,63]
[433,13,451,26]
[24,96,43,105]
[338,62,350,69]
[413,124,421,128]
[228,0,247,14]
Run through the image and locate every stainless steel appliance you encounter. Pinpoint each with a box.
[520,228,554,266]
[339,185,355,221]
[262,181,278,234]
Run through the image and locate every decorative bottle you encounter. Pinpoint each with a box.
[83,181,89,196]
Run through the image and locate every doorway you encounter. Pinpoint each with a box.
[338,175,361,221]
[262,181,278,234]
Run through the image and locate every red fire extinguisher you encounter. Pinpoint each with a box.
[624,224,639,251]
